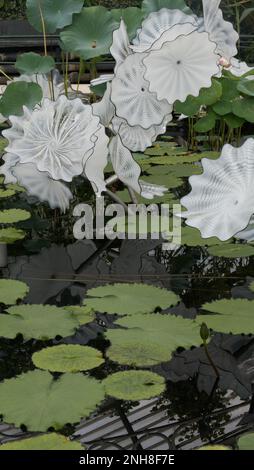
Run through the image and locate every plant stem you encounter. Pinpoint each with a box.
[203,340,220,380]
[0,68,12,81]
[38,0,47,56]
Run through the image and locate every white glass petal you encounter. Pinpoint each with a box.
[0,153,20,184]
[109,135,141,193]
[111,53,171,129]
[84,126,109,195]
[201,0,239,60]
[236,216,254,242]
[140,180,168,200]
[143,31,219,104]
[132,8,198,52]
[110,19,132,71]
[229,58,254,78]
[92,82,115,127]
[180,139,254,241]
[111,113,172,152]
[90,74,114,87]
[4,95,100,182]
[14,69,65,101]
[12,163,73,212]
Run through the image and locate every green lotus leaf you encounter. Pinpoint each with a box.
[0,228,26,244]
[15,52,55,75]
[60,7,119,60]
[180,226,227,247]
[197,79,222,106]
[0,304,78,340]
[232,97,254,123]
[198,299,254,334]
[0,209,31,224]
[32,345,104,372]
[106,329,173,367]
[64,305,95,325]
[213,100,232,115]
[237,78,254,97]
[0,82,42,117]
[223,114,245,129]
[238,432,254,450]
[0,279,29,305]
[83,283,180,315]
[0,433,83,450]
[142,0,192,15]
[221,77,240,101]
[174,96,200,116]
[194,111,217,133]
[0,188,16,198]
[103,370,166,401]
[198,445,230,450]
[111,7,144,40]
[26,0,84,33]
[208,244,254,258]
[0,370,105,432]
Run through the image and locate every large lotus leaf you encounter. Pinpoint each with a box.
[223,113,245,129]
[180,226,227,247]
[83,283,180,315]
[60,7,119,60]
[0,304,78,340]
[142,0,192,15]
[0,433,83,450]
[0,82,42,117]
[194,110,217,133]
[0,279,29,305]
[197,80,222,106]
[0,370,105,431]
[26,0,84,33]
[221,77,240,101]
[0,228,26,244]
[198,299,254,334]
[0,209,31,224]
[103,370,165,401]
[106,329,173,367]
[32,345,104,372]
[237,78,254,97]
[208,244,254,258]
[64,305,95,325]
[238,433,254,450]
[213,100,232,116]
[174,96,200,116]
[232,97,254,123]
[111,7,144,40]
[15,53,55,75]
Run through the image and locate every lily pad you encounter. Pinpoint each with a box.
[198,445,230,450]
[0,82,42,118]
[0,433,83,450]
[0,209,31,224]
[84,283,180,315]
[238,432,254,450]
[208,244,254,258]
[180,226,226,247]
[0,188,16,198]
[15,53,55,76]
[32,345,104,372]
[103,370,166,401]
[0,279,29,305]
[0,304,78,340]
[0,228,26,244]
[142,173,182,189]
[0,370,105,431]
[170,164,203,177]
[60,7,119,60]
[144,154,203,165]
[26,0,84,33]
[64,305,95,325]
[197,299,254,335]
[144,146,187,157]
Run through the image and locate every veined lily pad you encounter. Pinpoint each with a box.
[0,82,42,118]
[0,209,31,224]
[144,154,202,165]
[26,0,84,33]
[64,305,95,325]
[0,370,105,432]
[60,7,119,60]
[197,299,254,335]
[0,433,83,450]
[0,304,78,340]
[15,53,55,76]
[144,146,187,157]
[142,173,182,189]
[103,370,166,401]
[32,345,104,372]
[208,244,254,258]
[0,279,29,305]
[0,228,26,244]
[238,432,254,450]
[84,283,180,315]
[165,164,202,178]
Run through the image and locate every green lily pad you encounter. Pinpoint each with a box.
[32,345,104,372]
[197,299,254,335]
[0,228,26,244]
[0,188,16,198]
[0,370,105,431]
[60,7,119,60]
[208,244,254,258]
[0,304,78,340]
[198,445,230,450]
[64,305,95,325]
[15,53,55,76]
[142,173,183,189]
[170,164,203,177]
[142,0,192,15]
[0,209,31,224]
[111,7,144,40]
[0,433,83,450]
[144,146,187,157]
[232,97,254,123]
[238,432,254,450]
[84,283,180,315]
[0,279,29,305]
[103,370,166,401]
[180,226,226,247]
[144,153,203,165]
[26,0,84,33]
[0,82,42,118]
[237,78,254,97]
[116,189,178,206]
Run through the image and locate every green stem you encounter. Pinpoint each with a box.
[203,340,220,379]
[0,68,12,82]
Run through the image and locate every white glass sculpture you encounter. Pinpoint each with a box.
[110,19,132,71]
[143,31,219,104]
[13,69,65,101]
[109,135,141,193]
[180,139,254,241]
[236,217,254,242]
[84,126,109,195]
